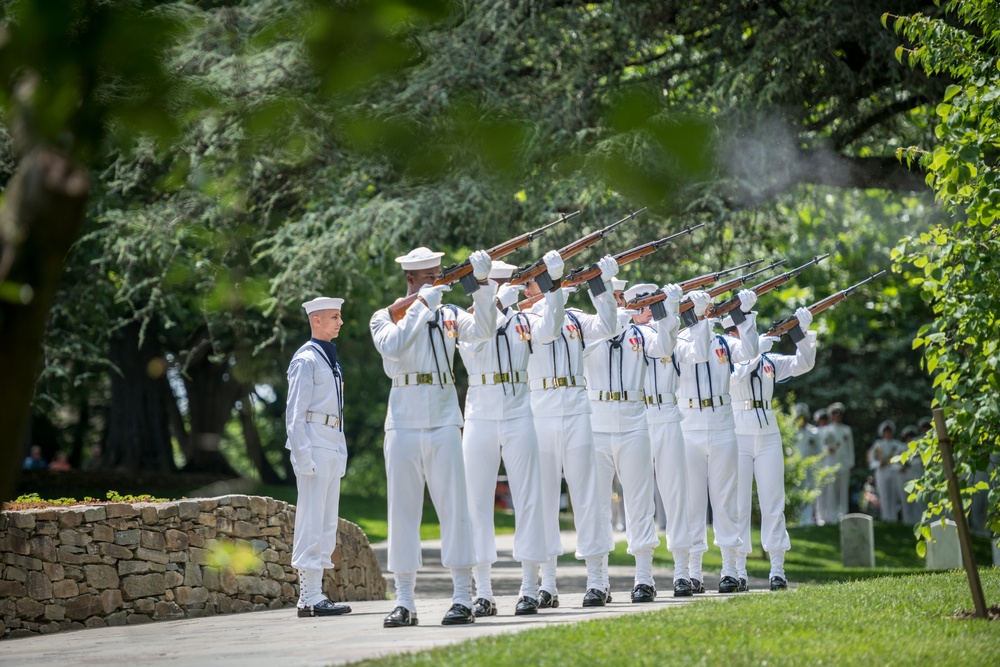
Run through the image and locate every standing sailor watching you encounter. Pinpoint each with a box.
[459,253,566,617]
[527,255,619,608]
[678,288,759,594]
[633,284,713,597]
[287,296,352,618]
[370,247,497,627]
[793,403,822,526]
[825,402,855,521]
[730,308,817,591]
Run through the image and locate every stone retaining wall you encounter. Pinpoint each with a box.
[0,495,385,639]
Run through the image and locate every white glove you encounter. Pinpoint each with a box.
[737,288,757,313]
[470,249,492,281]
[295,459,317,477]
[662,283,682,303]
[561,285,579,299]
[418,283,451,310]
[616,308,632,328]
[496,282,524,309]
[759,336,777,354]
[795,306,813,331]
[690,290,711,318]
[597,255,619,280]
[542,250,564,281]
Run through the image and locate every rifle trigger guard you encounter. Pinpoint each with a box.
[588,275,606,296]
[535,270,555,294]
[651,301,668,322]
[459,272,480,295]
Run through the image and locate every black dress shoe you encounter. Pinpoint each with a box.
[383,606,418,628]
[691,578,706,594]
[297,598,352,617]
[673,579,694,597]
[472,598,497,617]
[737,578,749,592]
[582,588,607,607]
[769,576,788,591]
[537,589,560,609]
[631,583,656,603]
[605,589,612,603]
[514,596,539,615]
[718,576,739,593]
[441,603,476,625]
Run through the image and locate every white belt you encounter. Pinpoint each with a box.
[468,371,528,386]
[305,411,341,428]
[737,399,771,410]
[645,394,678,406]
[392,372,454,387]
[529,375,587,391]
[681,395,731,409]
[588,390,644,402]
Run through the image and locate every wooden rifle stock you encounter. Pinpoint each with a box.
[386,210,580,323]
[508,208,646,289]
[704,254,829,320]
[765,270,886,338]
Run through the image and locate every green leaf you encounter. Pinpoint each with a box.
[943,85,961,102]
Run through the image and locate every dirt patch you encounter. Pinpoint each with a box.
[952,604,1000,621]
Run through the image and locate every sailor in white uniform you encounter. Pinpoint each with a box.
[287,296,352,617]
[677,289,759,594]
[824,401,855,522]
[527,255,619,608]
[459,253,566,617]
[729,308,817,591]
[370,247,496,627]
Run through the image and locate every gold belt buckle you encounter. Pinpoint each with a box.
[496,372,510,383]
[700,398,714,408]
[554,377,568,388]
[417,373,433,384]
[609,391,621,401]
[752,400,763,409]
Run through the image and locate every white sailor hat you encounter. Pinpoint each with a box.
[878,419,895,435]
[489,260,518,280]
[394,246,445,271]
[827,401,846,414]
[793,402,810,419]
[612,278,628,292]
[302,297,344,314]
[623,283,658,304]
[721,314,736,330]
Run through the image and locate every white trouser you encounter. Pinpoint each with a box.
[534,414,609,560]
[385,425,476,572]
[593,428,659,556]
[463,415,549,565]
[650,420,693,552]
[291,447,346,571]
[683,427,742,576]
[736,431,791,558]
[817,465,840,524]
[875,466,901,522]
[837,467,851,519]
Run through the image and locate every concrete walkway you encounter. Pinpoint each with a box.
[1,531,768,667]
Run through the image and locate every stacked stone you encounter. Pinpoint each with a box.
[0,495,386,639]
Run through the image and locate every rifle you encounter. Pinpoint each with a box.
[765,270,886,341]
[514,223,703,310]
[508,208,646,292]
[677,258,766,292]
[386,210,579,323]
[626,259,785,323]
[704,254,830,325]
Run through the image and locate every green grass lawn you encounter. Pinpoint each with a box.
[597,522,996,584]
[347,569,1000,667]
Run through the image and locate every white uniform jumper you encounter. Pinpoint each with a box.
[731,332,817,582]
[870,436,906,522]
[370,284,497,612]
[286,341,348,606]
[677,314,759,583]
[459,291,564,602]
[529,289,617,596]
[824,421,855,522]
[583,315,676,592]
[642,315,712,584]
[795,424,823,525]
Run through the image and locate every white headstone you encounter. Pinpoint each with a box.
[992,536,999,568]
[925,519,963,569]
[840,513,875,568]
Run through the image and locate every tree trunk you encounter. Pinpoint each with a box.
[104,321,176,472]
[0,148,90,502]
[179,337,241,476]
[239,389,284,485]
